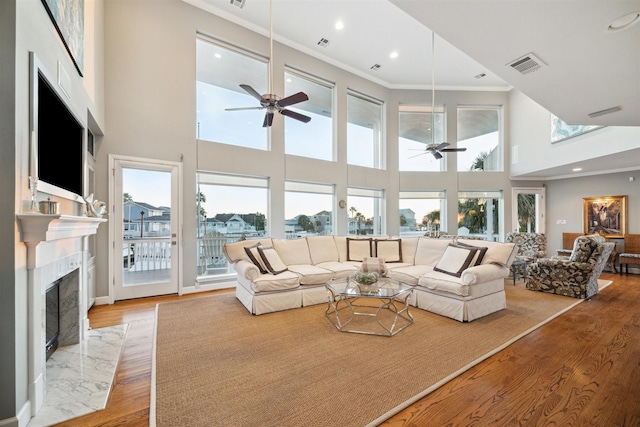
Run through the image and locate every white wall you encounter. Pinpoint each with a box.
[102,0,514,297]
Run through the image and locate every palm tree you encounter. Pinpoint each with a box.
[470,151,489,171]
[517,194,537,232]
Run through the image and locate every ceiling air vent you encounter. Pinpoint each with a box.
[229,0,245,9]
[370,64,381,71]
[507,53,545,75]
[317,38,330,48]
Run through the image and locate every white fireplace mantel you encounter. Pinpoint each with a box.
[17,214,106,269]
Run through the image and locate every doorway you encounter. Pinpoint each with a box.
[512,187,545,233]
[109,155,182,301]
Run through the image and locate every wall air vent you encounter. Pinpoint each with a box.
[370,64,381,71]
[229,0,245,9]
[317,38,330,48]
[588,105,622,118]
[507,53,545,75]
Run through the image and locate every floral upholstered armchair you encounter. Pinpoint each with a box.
[505,232,547,262]
[525,234,615,299]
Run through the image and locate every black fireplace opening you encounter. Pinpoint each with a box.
[45,280,61,361]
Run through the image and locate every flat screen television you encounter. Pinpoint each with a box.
[36,71,84,198]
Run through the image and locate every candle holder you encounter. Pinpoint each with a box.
[28,176,40,213]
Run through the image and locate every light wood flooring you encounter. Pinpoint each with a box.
[53,272,640,426]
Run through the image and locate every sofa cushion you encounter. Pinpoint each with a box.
[359,257,388,277]
[387,265,434,286]
[569,236,599,263]
[458,240,517,268]
[272,238,312,265]
[251,271,300,292]
[287,264,334,285]
[257,246,289,275]
[419,271,470,296]
[457,242,488,266]
[414,238,452,266]
[244,243,269,274]
[346,238,372,261]
[306,236,340,264]
[223,238,274,263]
[375,239,402,263]
[433,244,478,277]
[315,261,359,279]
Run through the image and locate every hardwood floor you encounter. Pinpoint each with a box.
[53,273,640,426]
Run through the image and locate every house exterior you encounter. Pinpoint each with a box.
[2,1,639,424]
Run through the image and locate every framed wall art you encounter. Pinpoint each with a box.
[41,0,85,76]
[583,195,627,238]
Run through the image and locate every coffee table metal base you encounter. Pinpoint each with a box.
[325,295,413,336]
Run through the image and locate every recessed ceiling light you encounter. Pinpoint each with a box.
[390,51,398,59]
[214,53,221,59]
[572,168,582,172]
[335,21,344,30]
[606,11,640,32]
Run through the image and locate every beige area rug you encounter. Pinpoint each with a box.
[151,282,608,427]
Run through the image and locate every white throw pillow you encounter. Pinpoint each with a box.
[244,243,268,274]
[257,246,289,275]
[375,239,402,263]
[433,244,479,277]
[346,238,372,262]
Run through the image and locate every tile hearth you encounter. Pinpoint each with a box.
[27,324,128,427]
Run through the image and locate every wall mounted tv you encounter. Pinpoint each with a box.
[37,71,84,198]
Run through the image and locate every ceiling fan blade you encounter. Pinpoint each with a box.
[408,152,429,159]
[434,142,450,151]
[277,92,309,108]
[281,108,311,123]
[263,112,274,127]
[225,106,264,111]
[432,151,443,160]
[441,148,467,152]
[239,84,266,102]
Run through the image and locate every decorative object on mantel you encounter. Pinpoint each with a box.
[28,176,40,213]
[39,197,60,215]
[84,194,107,218]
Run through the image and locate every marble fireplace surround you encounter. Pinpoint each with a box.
[17,214,106,418]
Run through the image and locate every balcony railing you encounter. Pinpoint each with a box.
[122,237,172,271]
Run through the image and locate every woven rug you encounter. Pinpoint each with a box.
[151,283,599,427]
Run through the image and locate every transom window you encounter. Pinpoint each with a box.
[347,91,384,169]
[196,36,269,150]
[285,71,334,160]
[399,104,446,171]
[457,106,502,171]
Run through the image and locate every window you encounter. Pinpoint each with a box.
[347,91,384,168]
[458,191,502,241]
[196,173,268,277]
[196,36,269,150]
[457,106,502,171]
[399,191,446,237]
[285,71,333,160]
[399,104,446,171]
[285,181,335,239]
[347,187,384,235]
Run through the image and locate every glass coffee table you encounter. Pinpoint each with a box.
[325,277,414,336]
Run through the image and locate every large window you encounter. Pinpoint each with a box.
[399,105,446,171]
[285,71,334,160]
[196,173,268,277]
[347,91,384,168]
[285,181,335,239]
[399,191,446,237]
[196,36,269,150]
[458,191,502,241]
[457,106,502,171]
[347,187,384,235]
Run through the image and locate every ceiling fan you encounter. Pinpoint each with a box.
[224,0,311,128]
[411,32,466,160]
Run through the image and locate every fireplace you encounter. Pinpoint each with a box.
[45,280,60,361]
[17,214,106,418]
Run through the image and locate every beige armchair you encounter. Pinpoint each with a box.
[526,234,614,299]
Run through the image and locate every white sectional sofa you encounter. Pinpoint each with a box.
[223,235,518,322]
